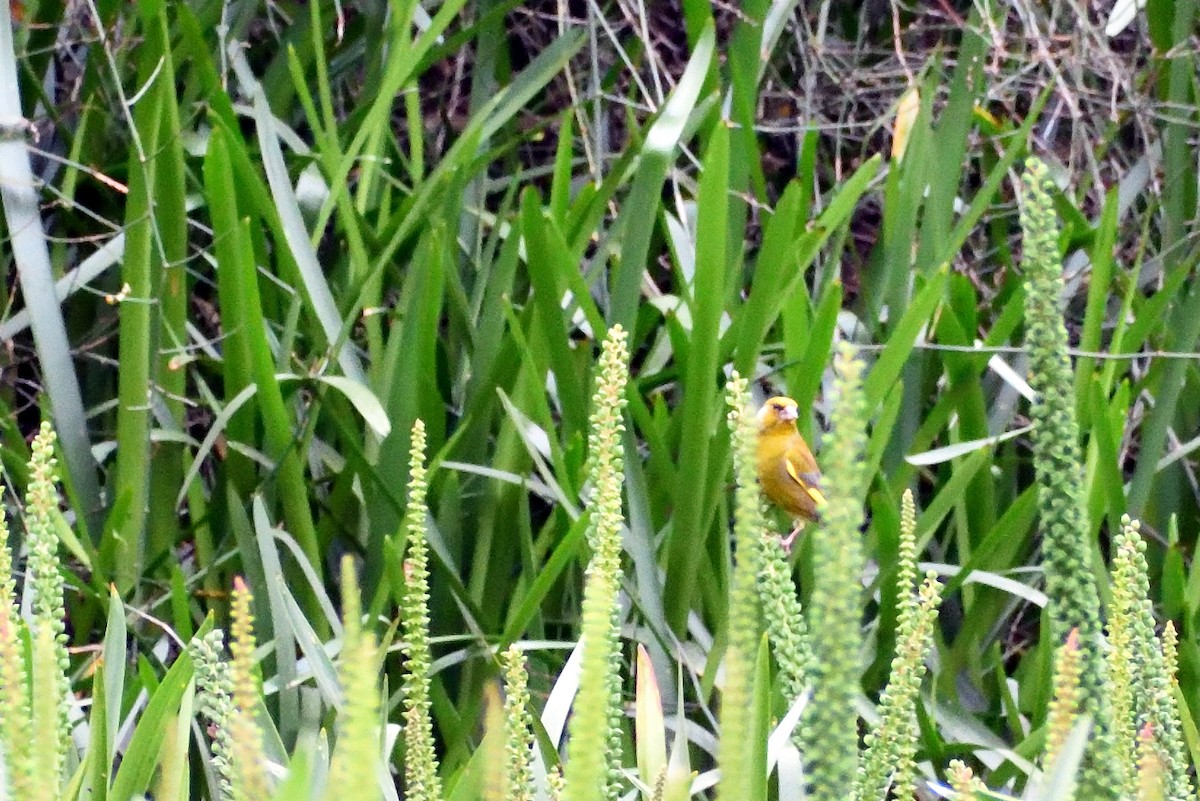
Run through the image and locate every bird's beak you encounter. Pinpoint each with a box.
[778,405,798,422]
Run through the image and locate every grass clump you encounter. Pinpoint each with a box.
[6,1,1200,794]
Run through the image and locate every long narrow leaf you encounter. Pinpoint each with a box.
[230,48,367,385]
[0,1,101,534]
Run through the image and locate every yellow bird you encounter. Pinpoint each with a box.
[755,396,826,550]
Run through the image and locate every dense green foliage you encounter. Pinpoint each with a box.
[2,0,1200,798]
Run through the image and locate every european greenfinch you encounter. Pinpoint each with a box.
[755,396,826,550]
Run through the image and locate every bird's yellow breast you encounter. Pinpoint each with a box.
[756,427,823,522]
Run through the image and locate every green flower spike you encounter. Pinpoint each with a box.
[0,505,32,800]
[191,630,237,801]
[563,325,630,801]
[1044,628,1082,771]
[946,760,987,801]
[24,423,71,759]
[1137,722,1165,801]
[400,418,441,801]
[501,645,536,801]
[801,343,868,801]
[858,489,943,801]
[330,556,381,801]
[719,371,767,801]
[1110,516,1194,801]
[1020,157,1119,801]
[229,577,269,800]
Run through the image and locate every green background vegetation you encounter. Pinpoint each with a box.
[1,0,1199,797]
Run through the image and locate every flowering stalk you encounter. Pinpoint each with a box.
[801,343,868,801]
[1021,158,1118,800]
[501,645,536,801]
[400,418,441,801]
[24,423,71,762]
[563,325,630,801]
[1110,516,1194,801]
[191,629,237,801]
[719,372,767,801]
[858,489,943,801]
[229,577,269,799]
[1044,629,1082,771]
[329,556,381,801]
[0,505,31,799]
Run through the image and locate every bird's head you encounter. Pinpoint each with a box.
[757,396,800,433]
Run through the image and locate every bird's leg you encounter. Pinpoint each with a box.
[780,522,802,553]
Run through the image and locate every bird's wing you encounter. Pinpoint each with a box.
[783,454,826,506]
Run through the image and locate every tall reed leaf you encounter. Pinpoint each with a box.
[663,122,730,632]
[0,1,100,535]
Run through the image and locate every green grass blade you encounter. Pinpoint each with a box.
[863,268,948,410]
[1073,188,1118,412]
[203,125,322,580]
[1126,246,1200,516]
[915,22,986,273]
[610,24,715,331]
[936,83,1051,269]
[731,181,803,374]
[144,7,189,571]
[366,228,446,586]
[109,11,169,588]
[103,586,128,770]
[108,633,201,800]
[519,191,589,437]
[252,496,301,745]
[0,1,101,536]
[663,121,729,633]
[230,48,367,385]
[202,125,259,495]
